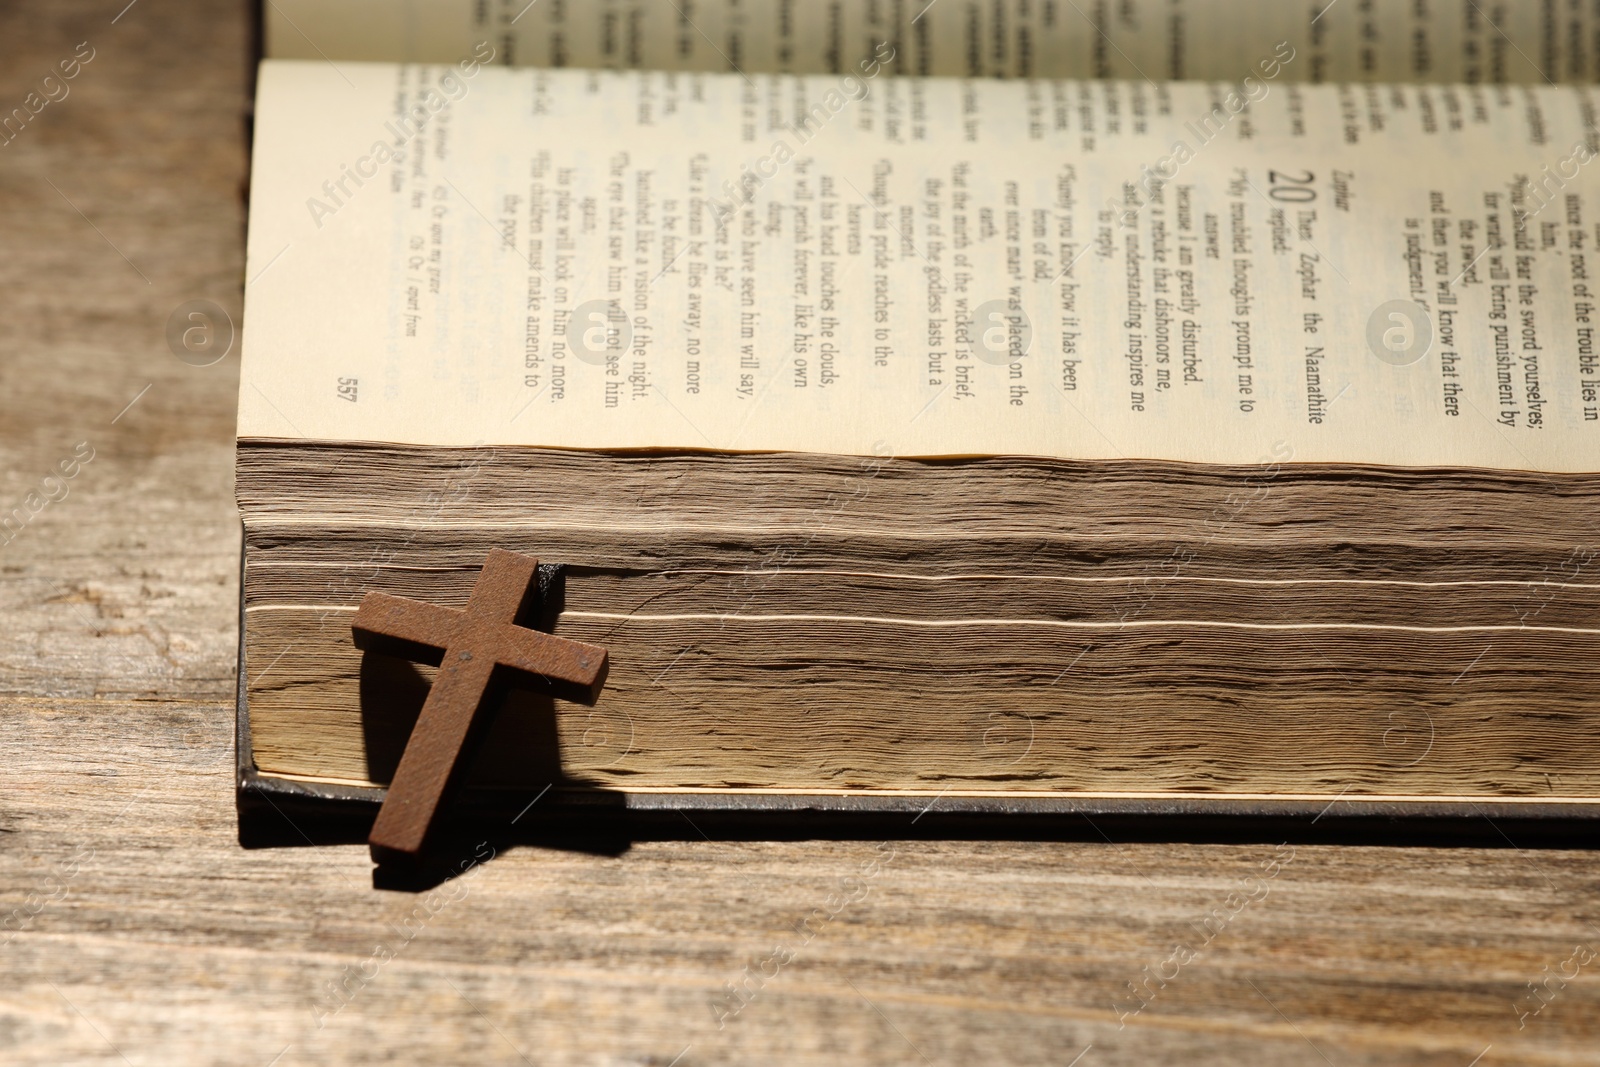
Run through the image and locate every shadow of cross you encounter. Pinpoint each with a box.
[351,549,609,863]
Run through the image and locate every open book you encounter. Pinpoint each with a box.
[238,1,1600,827]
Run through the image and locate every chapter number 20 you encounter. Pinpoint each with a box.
[1268,169,1316,203]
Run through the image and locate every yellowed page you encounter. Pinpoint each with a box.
[240,60,1600,472]
[264,0,1600,84]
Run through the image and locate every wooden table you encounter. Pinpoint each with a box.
[2,2,1597,1063]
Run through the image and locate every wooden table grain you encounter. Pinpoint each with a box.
[2,2,1598,1063]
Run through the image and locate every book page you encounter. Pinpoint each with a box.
[240,59,1600,473]
[264,0,1600,85]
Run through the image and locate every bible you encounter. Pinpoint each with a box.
[237,1,1600,832]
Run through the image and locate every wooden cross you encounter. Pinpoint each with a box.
[351,549,608,861]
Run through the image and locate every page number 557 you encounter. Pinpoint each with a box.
[337,377,359,402]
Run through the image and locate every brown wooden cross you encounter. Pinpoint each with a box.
[351,549,608,862]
